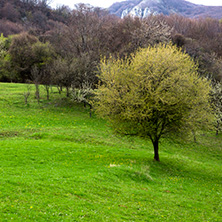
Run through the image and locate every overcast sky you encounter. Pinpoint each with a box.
[49,0,222,9]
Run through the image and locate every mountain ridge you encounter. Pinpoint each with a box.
[108,0,222,19]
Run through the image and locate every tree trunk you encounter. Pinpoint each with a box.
[192,130,197,143]
[45,85,50,100]
[35,83,40,104]
[153,140,160,161]
[66,86,70,97]
[216,121,219,136]
[89,103,92,118]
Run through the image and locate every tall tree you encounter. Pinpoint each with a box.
[93,44,214,161]
[9,32,54,82]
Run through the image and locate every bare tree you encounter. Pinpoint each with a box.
[23,83,32,105]
[31,65,42,103]
[131,15,172,49]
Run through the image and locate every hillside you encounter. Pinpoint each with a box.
[0,83,221,220]
[109,0,222,19]
[0,0,71,36]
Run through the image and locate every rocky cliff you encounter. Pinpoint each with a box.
[108,0,222,19]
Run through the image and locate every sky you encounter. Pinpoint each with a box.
[49,0,222,9]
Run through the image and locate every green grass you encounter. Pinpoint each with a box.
[0,82,221,221]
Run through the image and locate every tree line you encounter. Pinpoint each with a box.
[0,1,222,137]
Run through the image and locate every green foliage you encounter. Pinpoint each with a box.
[0,34,13,81]
[31,41,54,68]
[9,33,54,82]
[94,44,214,160]
[0,34,8,66]
[0,33,8,56]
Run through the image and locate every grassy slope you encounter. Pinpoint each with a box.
[0,83,221,221]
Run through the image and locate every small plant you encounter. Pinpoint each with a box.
[72,82,94,117]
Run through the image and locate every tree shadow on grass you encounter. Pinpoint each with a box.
[149,156,222,183]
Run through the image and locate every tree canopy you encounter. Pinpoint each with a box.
[9,32,54,82]
[93,44,214,161]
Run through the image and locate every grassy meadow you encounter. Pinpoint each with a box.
[0,82,221,221]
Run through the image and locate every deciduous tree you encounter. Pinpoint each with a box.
[211,81,222,135]
[93,44,214,161]
[0,34,13,81]
[9,32,54,82]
